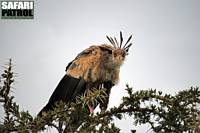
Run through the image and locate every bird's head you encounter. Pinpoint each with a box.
[106,31,133,67]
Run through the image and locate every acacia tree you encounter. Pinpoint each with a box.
[0,59,200,133]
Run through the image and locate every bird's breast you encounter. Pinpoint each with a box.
[89,65,120,84]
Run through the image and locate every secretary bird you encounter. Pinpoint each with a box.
[38,32,133,116]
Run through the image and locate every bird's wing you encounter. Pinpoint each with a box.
[38,45,102,116]
[66,45,102,81]
[38,74,86,116]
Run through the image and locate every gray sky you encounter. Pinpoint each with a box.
[0,0,200,132]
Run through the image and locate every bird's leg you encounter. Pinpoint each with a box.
[84,83,95,113]
[88,105,94,113]
[99,82,113,113]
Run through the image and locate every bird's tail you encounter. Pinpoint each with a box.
[38,102,53,117]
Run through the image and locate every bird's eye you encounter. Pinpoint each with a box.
[113,52,118,57]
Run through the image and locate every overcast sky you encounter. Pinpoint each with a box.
[0,0,200,132]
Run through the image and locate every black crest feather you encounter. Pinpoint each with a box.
[106,31,133,53]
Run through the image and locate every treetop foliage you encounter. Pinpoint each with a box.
[0,59,200,133]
